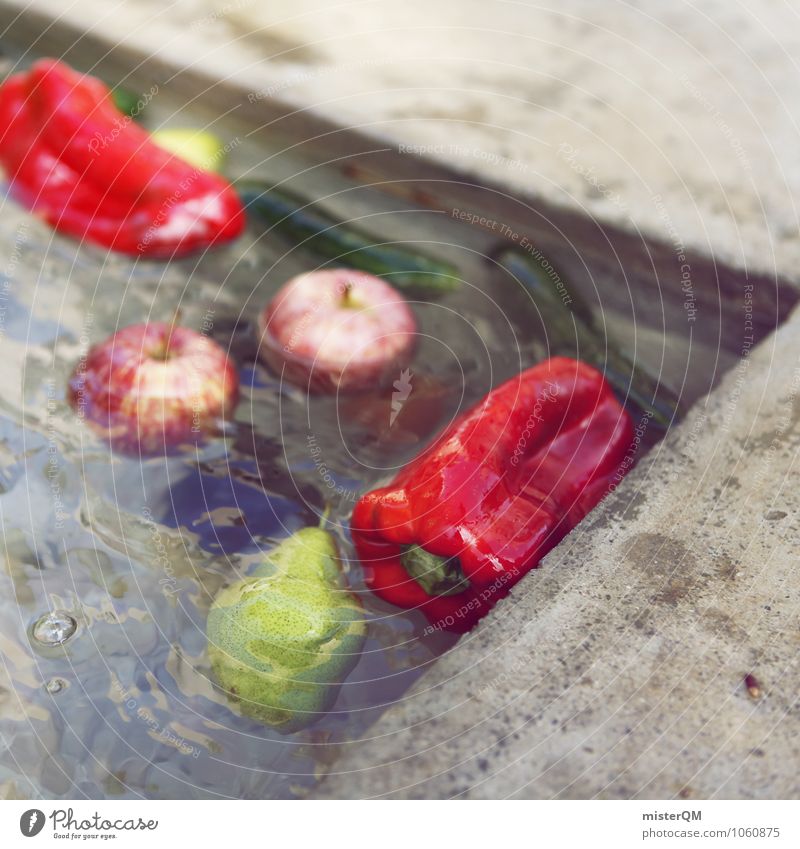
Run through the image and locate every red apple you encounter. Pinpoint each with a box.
[68,322,239,453]
[258,269,417,393]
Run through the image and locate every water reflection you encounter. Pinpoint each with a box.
[0,186,528,798]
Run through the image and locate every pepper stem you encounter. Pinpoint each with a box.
[400,545,469,596]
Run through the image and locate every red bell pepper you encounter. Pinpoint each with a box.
[352,357,634,633]
[0,59,244,257]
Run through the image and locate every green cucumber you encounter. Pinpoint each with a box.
[237,181,461,297]
[495,247,679,429]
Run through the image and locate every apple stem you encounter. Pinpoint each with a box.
[340,282,358,309]
[162,306,183,358]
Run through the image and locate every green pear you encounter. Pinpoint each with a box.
[207,527,366,733]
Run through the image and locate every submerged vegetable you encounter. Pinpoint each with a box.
[152,128,227,172]
[207,527,366,732]
[352,358,633,632]
[237,181,461,297]
[494,247,679,428]
[0,59,244,257]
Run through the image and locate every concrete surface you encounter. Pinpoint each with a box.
[1,0,799,799]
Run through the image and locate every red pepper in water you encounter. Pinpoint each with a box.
[0,59,244,257]
[352,357,634,633]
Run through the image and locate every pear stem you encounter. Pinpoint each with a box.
[318,503,332,528]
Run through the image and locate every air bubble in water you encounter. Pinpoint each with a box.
[31,611,77,646]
